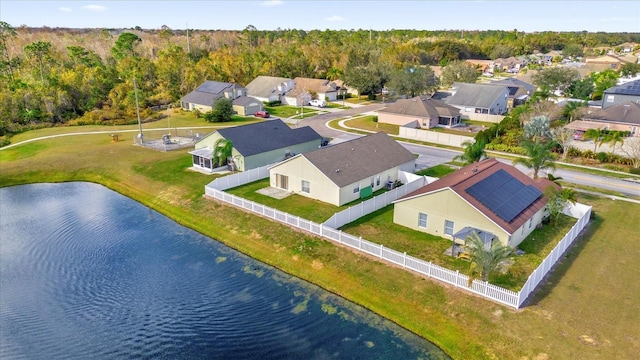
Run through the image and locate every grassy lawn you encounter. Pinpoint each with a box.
[2,129,640,359]
[339,205,577,291]
[225,178,390,223]
[344,116,399,135]
[416,164,457,178]
[462,120,496,128]
[429,127,476,137]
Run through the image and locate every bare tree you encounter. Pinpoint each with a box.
[621,137,640,168]
[552,127,576,160]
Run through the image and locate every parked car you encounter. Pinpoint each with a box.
[573,131,584,141]
[309,99,326,108]
[254,110,270,118]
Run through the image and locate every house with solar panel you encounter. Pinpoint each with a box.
[602,79,640,109]
[180,80,263,116]
[268,132,416,206]
[392,158,557,250]
[189,119,323,172]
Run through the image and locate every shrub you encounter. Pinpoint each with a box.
[596,152,610,163]
[566,147,583,158]
[630,167,640,175]
[266,100,281,107]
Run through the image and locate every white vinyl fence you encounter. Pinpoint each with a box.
[399,127,474,147]
[206,164,272,191]
[516,203,592,307]
[204,170,591,309]
[323,175,433,229]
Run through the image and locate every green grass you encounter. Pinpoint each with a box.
[225,178,390,223]
[416,164,457,178]
[344,116,399,135]
[3,125,640,359]
[339,205,577,291]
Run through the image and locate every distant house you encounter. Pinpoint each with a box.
[285,77,339,105]
[245,76,295,104]
[491,57,526,73]
[181,80,261,115]
[445,82,509,116]
[584,54,625,70]
[268,132,415,206]
[490,78,535,108]
[565,102,640,137]
[189,119,323,172]
[602,79,640,108]
[465,59,493,74]
[377,96,462,128]
[393,158,556,249]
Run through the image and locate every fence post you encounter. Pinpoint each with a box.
[484,281,488,295]
[380,244,384,259]
[319,224,323,237]
[455,270,459,287]
[403,252,406,268]
[339,230,343,244]
[428,261,432,277]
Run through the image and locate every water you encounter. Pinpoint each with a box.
[0,182,449,359]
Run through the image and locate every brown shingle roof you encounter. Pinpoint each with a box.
[397,158,555,234]
[289,77,338,96]
[303,132,415,187]
[583,102,640,125]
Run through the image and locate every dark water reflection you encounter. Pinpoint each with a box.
[0,182,449,359]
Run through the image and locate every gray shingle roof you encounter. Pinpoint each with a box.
[181,80,238,107]
[583,101,640,124]
[217,119,322,157]
[604,79,640,96]
[446,83,509,108]
[491,78,536,94]
[246,76,293,98]
[303,132,415,187]
[378,97,461,118]
[232,96,261,106]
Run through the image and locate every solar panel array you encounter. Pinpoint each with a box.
[197,81,232,94]
[466,169,542,223]
[609,80,640,96]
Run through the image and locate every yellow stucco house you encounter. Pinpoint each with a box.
[393,158,556,248]
[268,132,416,206]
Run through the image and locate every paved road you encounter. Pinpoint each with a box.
[296,105,640,197]
[2,105,639,197]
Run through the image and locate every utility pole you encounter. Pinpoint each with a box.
[133,77,143,144]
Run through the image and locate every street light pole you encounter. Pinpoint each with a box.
[133,77,143,144]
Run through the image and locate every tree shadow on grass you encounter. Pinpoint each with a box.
[520,211,602,307]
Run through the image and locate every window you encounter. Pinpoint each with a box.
[444,220,454,235]
[353,184,359,193]
[376,175,381,186]
[528,218,533,229]
[418,213,428,228]
[301,180,310,193]
[606,95,614,103]
[370,177,375,188]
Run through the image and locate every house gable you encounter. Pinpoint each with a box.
[269,155,341,205]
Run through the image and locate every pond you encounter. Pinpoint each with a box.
[0,182,449,359]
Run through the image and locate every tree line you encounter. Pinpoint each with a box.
[1,22,639,137]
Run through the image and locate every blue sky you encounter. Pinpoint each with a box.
[1,0,639,32]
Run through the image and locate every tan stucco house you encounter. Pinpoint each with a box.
[190,119,322,172]
[393,159,556,249]
[377,96,462,128]
[268,132,416,206]
[566,101,640,137]
[285,77,339,105]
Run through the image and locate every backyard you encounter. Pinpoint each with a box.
[1,127,639,359]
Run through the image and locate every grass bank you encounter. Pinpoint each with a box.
[1,133,639,359]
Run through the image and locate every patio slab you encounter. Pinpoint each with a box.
[256,186,292,199]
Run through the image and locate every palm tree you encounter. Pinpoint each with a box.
[583,128,603,152]
[465,232,512,283]
[453,140,486,165]
[512,141,556,179]
[604,131,624,155]
[212,138,234,168]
